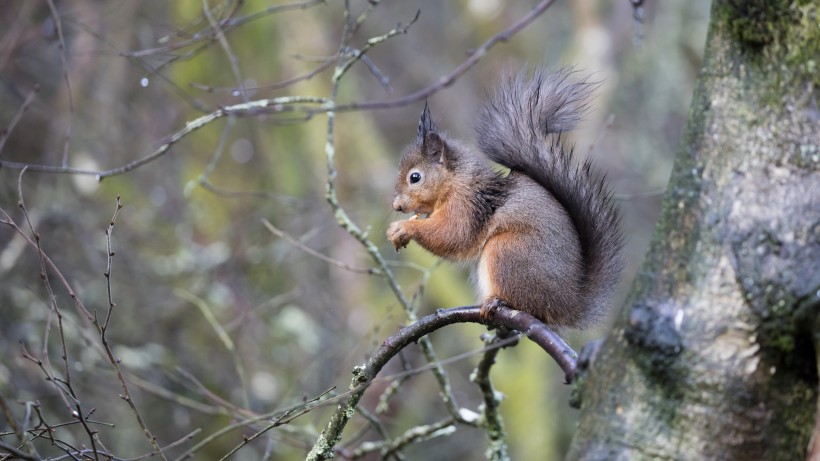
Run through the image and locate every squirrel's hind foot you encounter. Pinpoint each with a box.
[479,297,507,323]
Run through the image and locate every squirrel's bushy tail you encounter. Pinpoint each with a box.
[476,68,624,325]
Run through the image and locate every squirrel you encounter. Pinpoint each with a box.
[386,69,623,329]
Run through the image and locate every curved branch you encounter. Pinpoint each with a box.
[382,306,578,383]
[306,305,578,461]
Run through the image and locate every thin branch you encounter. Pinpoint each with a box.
[174,288,251,409]
[261,219,381,275]
[102,196,123,333]
[0,96,326,178]
[122,0,325,59]
[472,329,518,461]
[44,0,74,167]
[172,388,333,461]
[62,17,210,113]
[124,372,230,416]
[346,418,455,460]
[0,391,38,458]
[0,441,38,461]
[334,9,420,85]
[203,0,249,102]
[0,84,39,155]
[108,1,245,93]
[126,429,201,461]
[190,127,308,206]
[189,56,336,94]
[196,114,234,187]
[197,178,305,206]
[95,197,167,460]
[346,406,404,461]
[224,287,303,332]
[173,367,246,417]
[216,390,331,461]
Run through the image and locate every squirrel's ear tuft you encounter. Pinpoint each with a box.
[417,100,438,144]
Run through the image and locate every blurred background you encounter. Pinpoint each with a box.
[0,0,710,459]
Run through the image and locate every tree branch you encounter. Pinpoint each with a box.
[472,328,517,461]
[306,305,578,460]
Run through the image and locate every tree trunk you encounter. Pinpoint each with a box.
[567,1,819,460]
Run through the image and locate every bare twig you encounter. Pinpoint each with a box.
[0,391,38,458]
[0,210,91,321]
[172,388,333,461]
[198,179,305,206]
[123,0,325,59]
[0,84,39,155]
[334,9,420,85]
[96,196,167,460]
[112,0,245,87]
[190,124,306,206]
[102,196,123,334]
[344,406,404,461]
[173,367,247,417]
[346,418,455,460]
[216,389,332,461]
[0,95,326,178]
[125,371,230,416]
[128,429,202,461]
[203,0,249,102]
[44,0,74,167]
[174,288,251,409]
[261,219,381,275]
[190,56,336,94]
[225,288,303,332]
[195,113,235,188]
[0,441,38,461]
[62,16,210,112]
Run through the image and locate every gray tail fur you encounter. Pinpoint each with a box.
[476,68,624,324]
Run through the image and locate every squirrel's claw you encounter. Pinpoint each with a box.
[387,220,411,251]
[480,297,506,323]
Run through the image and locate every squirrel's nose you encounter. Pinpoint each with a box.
[392,197,403,213]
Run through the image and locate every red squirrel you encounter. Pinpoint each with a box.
[386,69,623,328]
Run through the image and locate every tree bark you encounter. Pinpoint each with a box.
[567,1,819,460]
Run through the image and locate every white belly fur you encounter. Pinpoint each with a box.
[475,251,493,301]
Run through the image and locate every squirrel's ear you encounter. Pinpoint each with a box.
[424,132,453,167]
[417,100,439,144]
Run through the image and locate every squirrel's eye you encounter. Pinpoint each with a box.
[409,172,422,184]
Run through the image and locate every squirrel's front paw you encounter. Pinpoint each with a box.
[387,221,412,251]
